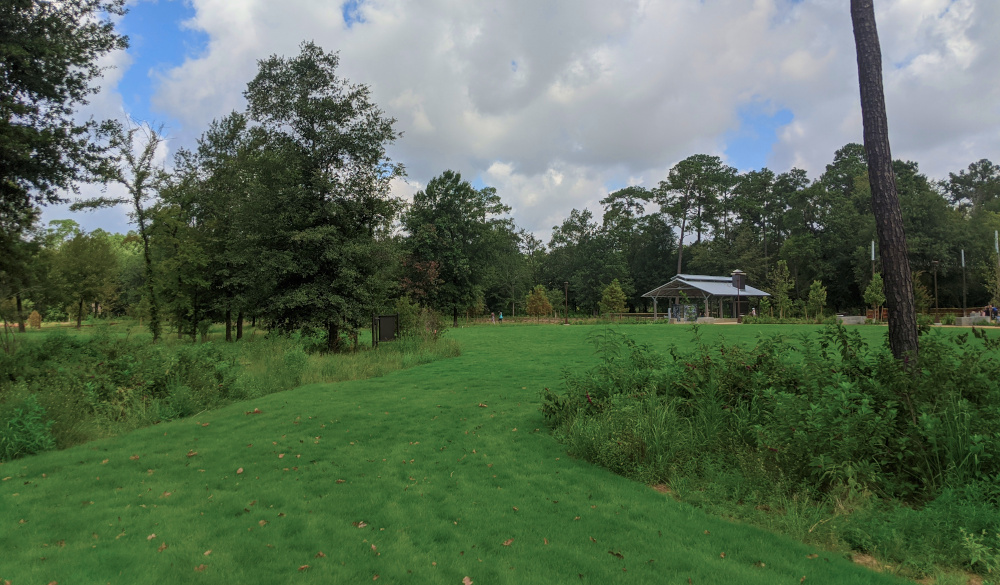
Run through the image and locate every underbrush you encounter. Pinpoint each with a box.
[0,324,459,461]
[542,324,1000,577]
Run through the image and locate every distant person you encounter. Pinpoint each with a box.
[499,312,503,324]
[993,305,999,322]
[751,307,757,317]
[490,312,496,324]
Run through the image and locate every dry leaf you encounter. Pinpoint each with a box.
[201,422,209,427]
[194,564,206,572]
[336,479,346,484]
[353,521,368,528]
[147,534,156,541]
[101,459,108,465]
[463,578,473,585]
[373,576,379,581]
[589,536,596,543]
[574,516,581,521]
[720,552,726,559]
[129,455,139,461]
[298,565,310,571]
[259,520,268,527]
[371,544,377,552]
[158,542,168,552]
[543,538,549,545]
[806,553,818,559]
[800,577,806,583]
[278,454,285,459]
[236,468,244,475]
[187,451,197,457]
[608,550,624,559]
[315,552,326,558]
[204,550,212,556]
[478,403,488,408]
[502,538,514,546]
[161,491,171,498]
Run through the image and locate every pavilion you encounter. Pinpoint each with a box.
[642,273,770,320]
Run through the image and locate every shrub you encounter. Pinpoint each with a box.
[28,311,42,329]
[0,394,56,462]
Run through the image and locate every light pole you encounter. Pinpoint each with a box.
[962,249,967,316]
[564,282,569,325]
[932,260,940,318]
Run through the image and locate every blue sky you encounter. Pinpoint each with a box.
[116,0,208,128]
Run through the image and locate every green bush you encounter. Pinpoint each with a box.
[0,394,56,462]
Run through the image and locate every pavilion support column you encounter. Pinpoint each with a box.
[653,297,658,320]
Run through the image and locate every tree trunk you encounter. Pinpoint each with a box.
[225,309,232,342]
[453,306,458,328]
[851,0,918,361]
[76,298,84,329]
[327,321,340,353]
[16,295,25,333]
[236,310,244,341]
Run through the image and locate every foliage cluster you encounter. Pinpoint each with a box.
[542,325,1000,574]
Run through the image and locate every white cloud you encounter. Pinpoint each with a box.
[80,0,1000,236]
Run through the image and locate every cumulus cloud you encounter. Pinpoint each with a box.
[86,0,1000,237]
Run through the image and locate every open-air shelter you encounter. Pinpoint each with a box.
[642,273,770,320]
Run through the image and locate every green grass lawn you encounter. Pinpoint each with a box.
[1,323,910,583]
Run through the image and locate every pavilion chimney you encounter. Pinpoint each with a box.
[731,269,746,291]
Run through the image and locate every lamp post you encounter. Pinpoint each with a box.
[932,260,940,318]
[962,249,967,316]
[564,281,569,325]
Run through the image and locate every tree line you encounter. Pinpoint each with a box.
[3,1,1000,351]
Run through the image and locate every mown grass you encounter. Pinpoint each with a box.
[0,323,906,584]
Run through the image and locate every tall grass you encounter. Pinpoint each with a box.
[0,322,460,461]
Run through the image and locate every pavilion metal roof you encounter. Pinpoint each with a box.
[642,274,770,299]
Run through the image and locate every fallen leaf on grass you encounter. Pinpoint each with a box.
[353,521,368,528]
[158,542,168,552]
[259,520,268,527]
[201,422,209,427]
[806,553,818,559]
[336,479,346,484]
[800,577,806,583]
[194,564,206,572]
[161,491,172,498]
[245,408,263,415]
[315,552,325,558]
[477,403,488,408]
[754,561,766,568]
[608,550,624,559]
[204,550,212,556]
[502,538,514,546]
[543,538,549,545]
[463,578,473,585]
[512,506,518,512]
[101,459,108,465]
[371,544,377,553]
[236,468,244,475]
[187,451,197,458]
[373,575,379,581]
[129,455,139,461]
[573,516,580,521]
[298,565,310,572]
[720,552,726,559]
[589,537,596,543]
[147,534,156,541]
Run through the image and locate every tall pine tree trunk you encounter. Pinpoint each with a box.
[76,298,84,329]
[851,0,918,361]
[236,310,244,341]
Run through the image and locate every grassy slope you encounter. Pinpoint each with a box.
[1,323,907,584]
